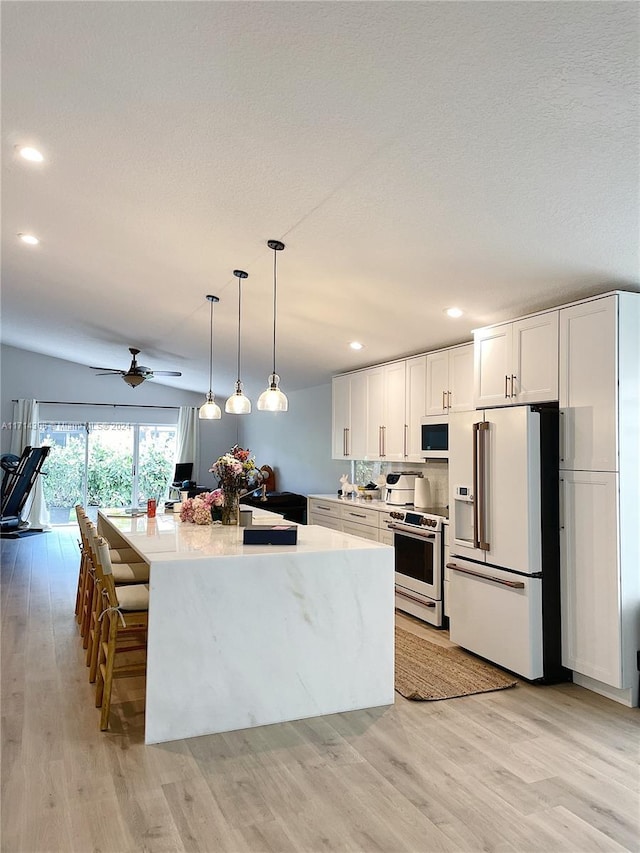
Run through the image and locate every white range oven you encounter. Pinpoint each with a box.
[388,510,446,627]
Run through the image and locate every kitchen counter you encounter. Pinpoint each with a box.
[308,494,449,520]
[98,510,395,744]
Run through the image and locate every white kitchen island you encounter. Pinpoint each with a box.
[98,510,395,744]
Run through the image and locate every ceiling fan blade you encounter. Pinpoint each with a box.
[90,366,122,372]
[94,370,125,376]
[151,370,182,377]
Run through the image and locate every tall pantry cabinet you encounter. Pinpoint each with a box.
[559,292,640,706]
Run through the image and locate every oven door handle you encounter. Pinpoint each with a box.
[395,588,436,607]
[446,562,525,589]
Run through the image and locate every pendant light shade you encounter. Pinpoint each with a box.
[257,239,288,412]
[199,294,222,420]
[225,270,251,414]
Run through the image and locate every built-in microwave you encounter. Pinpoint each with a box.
[421,417,448,458]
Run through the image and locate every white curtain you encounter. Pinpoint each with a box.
[9,399,50,529]
[174,406,199,478]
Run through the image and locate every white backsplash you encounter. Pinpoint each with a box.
[351,459,449,508]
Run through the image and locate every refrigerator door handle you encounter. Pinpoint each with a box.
[476,420,490,550]
[447,562,526,589]
[472,421,481,548]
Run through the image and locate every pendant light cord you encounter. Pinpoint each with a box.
[208,297,214,394]
[237,278,242,384]
[272,248,277,376]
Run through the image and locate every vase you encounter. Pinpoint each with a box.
[221,491,239,525]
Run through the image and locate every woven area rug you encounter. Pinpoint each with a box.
[395,626,518,701]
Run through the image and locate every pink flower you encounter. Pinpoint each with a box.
[179,498,195,523]
[193,500,213,525]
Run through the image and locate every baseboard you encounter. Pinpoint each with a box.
[572,672,636,707]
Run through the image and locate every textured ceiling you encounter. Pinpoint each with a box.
[2,1,638,400]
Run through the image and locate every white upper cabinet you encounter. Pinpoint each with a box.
[474,311,558,408]
[334,361,410,461]
[448,344,475,411]
[559,296,617,472]
[331,371,368,460]
[474,324,513,407]
[382,361,407,461]
[332,375,351,459]
[364,367,384,459]
[512,313,559,403]
[405,355,427,461]
[426,344,474,416]
[425,350,449,416]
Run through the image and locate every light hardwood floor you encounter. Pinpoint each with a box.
[2,529,639,853]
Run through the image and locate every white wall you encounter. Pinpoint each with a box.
[1,344,238,483]
[240,383,345,496]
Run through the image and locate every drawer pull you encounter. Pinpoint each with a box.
[347,512,367,519]
[446,562,525,589]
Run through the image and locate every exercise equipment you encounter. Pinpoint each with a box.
[1,446,51,535]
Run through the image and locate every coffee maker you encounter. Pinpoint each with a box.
[385,472,422,505]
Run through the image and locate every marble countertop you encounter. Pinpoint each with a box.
[308,494,449,520]
[99,507,390,563]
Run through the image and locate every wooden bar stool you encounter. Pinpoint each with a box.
[93,537,148,731]
[83,521,149,675]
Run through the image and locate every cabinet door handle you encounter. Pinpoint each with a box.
[378,426,382,457]
[442,390,447,410]
[381,425,386,457]
[511,375,517,398]
[559,411,565,463]
[505,375,510,399]
[404,424,408,458]
[559,478,565,530]
[346,427,350,456]
[447,390,452,410]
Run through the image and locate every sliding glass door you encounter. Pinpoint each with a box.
[40,422,177,524]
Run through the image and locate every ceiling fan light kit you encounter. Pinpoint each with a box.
[225,270,251,415]
[92,346,182,388]
[257,239,288,413]
[199,294,222,420]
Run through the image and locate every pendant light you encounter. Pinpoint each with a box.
[199,294,222,420]
[225,270,251,414]
[257,239,288,412]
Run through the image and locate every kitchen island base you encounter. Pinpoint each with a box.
[98,512,394,744]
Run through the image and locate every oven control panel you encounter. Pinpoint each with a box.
[389,511,441,529]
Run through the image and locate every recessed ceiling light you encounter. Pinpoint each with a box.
[445,307,463,318]
[18,233,40,245]
[349,341,364,350]
[18,146,44,162]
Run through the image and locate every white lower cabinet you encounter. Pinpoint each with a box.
[308,498,400,544]
[560,471,622,687]
[307,499,343,531]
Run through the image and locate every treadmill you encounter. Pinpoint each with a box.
[1,446,51,535]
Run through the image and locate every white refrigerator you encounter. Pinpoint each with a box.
[448,405,566,681]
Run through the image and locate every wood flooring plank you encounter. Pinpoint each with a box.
[162,775,247,853]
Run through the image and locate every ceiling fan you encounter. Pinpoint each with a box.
[91,347,182,388]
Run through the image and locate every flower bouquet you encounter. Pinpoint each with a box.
[179,488,223,525]
[209,445,263,525]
